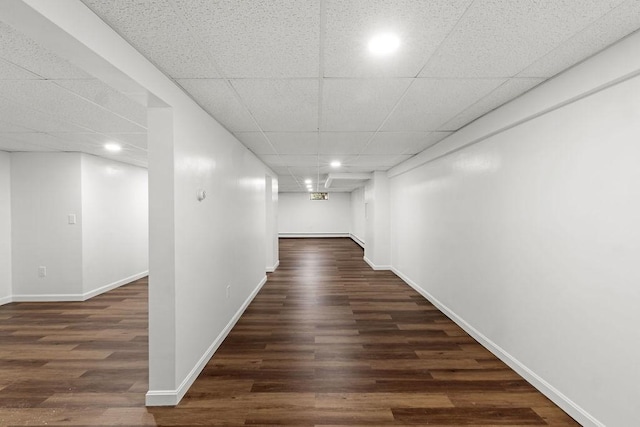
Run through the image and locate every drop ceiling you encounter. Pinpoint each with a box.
[4,1,640,191]
[0,20,148,167]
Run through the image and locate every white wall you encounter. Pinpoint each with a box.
[349,186,365,246]
[0,151,11,305]
[81,154,148,296]
[364,171,391,269]
[11,152,83,298]
[278,192,351,236]
[265,175,279,271]
[389,34,640,427]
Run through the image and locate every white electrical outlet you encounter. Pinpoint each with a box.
[38,266,47,277]
[225,285,231,299]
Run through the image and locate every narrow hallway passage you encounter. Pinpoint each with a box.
[175,238,578,425]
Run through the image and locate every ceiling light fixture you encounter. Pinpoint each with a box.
[330,160,341,168]
[368,32,400,56]
[304,179,312,184]
[104,142,122,152]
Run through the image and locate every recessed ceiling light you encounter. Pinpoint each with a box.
[304,179,312,184]
[104,142,122,152]
[368,32,400,56]
[307,188,313,192]
[330,160,341,168]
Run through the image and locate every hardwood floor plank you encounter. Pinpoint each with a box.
[0,239,580,426]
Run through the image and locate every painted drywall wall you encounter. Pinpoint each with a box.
[350,186,365,246]
[265,175,279,271]
[364,172,391,269]
[389,36,640,426]
[81,154,148,296]
[0,151,11,305]
[278,192,351,236]
[13,0,278,404]
[10,152,83,299]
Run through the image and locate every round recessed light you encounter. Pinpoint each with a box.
[368,32,400,56]
[304,178,312,184]
[330,160,341,168]
[307,188,313,192]
[104,142,122,153]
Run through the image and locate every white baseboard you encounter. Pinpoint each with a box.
[146,274,268,406]
[349,233,365,248]
[10,271,148,303]
[363,256,391,271]
[266,260,280,273]
[0,295,12,306]
[391,266,602,427]
[12,293,85,302]
[279,232,349,238]
[83,271,148,300]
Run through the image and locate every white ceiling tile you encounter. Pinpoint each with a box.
[104,133,147,150]
[260,154,319,167]
[440,78,545,131]
[382,78,505,131]
[519,0,640,78]
[81,0,221,78]
[0,134,56,152]
[234,132,277,155]
[324,0,472,77]
[0,58,40,80]
[263,132,318,155]
[0,98,86,133]
[0,22,91,79]
[363,132,440,155]
[53,79,147,127]
[177,79,259,132]
[286,166,321,177]
[318,132,373,155]
[0,120,33,133]
[322,79,411,131]
[231,79,318,131]
[172,0,320,78]
[0,80,145,133]
[352,154,412,167]
[419,0,626,78]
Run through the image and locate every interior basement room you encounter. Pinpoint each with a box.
[0,0,639,426]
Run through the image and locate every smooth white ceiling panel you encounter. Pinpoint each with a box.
[318,132,374,155]
[382,78,505,131]
[440,78,545,131]
[172,0,320,78]
[177,79,259,132]
[518,0,640,78]
[324,0,472,77]
[419,0,626,78]
[322,78,411,131]
[0,22,91,79]
[234,132,277,155]
[231,79,318,131]
[81,0,221,78]
[53,79,147,127]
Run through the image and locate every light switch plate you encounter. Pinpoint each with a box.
[68,214,76,224]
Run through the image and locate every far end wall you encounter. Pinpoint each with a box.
[278,192,351,236]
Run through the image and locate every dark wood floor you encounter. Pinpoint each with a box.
[0,238,578,426]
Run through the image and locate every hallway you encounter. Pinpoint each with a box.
[0,238,578,425]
